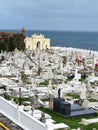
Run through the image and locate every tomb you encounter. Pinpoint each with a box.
[53,97,97,118]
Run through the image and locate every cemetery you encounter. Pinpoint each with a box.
[0,37,98,129]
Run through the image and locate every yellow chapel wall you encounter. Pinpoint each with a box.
[25,34,50,50]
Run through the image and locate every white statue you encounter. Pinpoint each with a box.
[80,83,87,100]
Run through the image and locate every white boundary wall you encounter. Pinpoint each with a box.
[0,97,47,130]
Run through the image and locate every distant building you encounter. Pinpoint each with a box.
[24,34,50,50]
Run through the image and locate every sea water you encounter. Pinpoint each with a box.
[1,30,98,51]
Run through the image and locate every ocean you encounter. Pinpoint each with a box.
[0,30,98,51]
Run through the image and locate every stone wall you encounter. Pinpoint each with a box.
[0,97,47,130]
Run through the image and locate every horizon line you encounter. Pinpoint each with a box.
[0,29,98,33]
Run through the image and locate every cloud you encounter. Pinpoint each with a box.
[0,0,98,31]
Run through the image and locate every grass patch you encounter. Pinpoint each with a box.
[56,79,63,81]
[79,78,86,82]
[46,64,51,66]
[39,81,49,86]
[14,97,30,105]
[66,93,80,99]
[3,93,11,101]
[39,107,98,130]
[42,98,49,101]
[88,98,98,102]
[66,78,73,82]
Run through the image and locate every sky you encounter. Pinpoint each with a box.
[0,0,98,32]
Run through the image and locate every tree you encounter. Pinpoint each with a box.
[21,27,26,38]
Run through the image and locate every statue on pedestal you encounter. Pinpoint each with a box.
[40,112,46,123]
[58,87,63,98]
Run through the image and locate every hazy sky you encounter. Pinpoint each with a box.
[0,0,98,31]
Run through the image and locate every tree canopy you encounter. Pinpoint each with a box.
[0,31,25,52]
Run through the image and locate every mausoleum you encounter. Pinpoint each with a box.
[24,34,50,50]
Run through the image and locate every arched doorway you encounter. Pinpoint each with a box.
[46,45,47,49]
[36,41,40,50]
